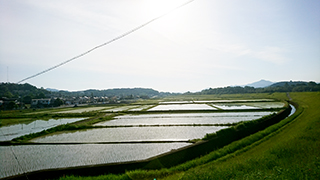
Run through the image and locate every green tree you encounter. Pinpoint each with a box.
[37,92,46,99]
[53,98,64,107]
[7,101,18,110]
[22,95,33,104]
[4,91,14,98]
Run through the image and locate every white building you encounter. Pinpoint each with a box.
[31,99,52,106]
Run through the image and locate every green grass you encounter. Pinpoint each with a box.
[163,92,320,179]
[56,92,319,180]
[0,118,35,126]
[59,174,130,180]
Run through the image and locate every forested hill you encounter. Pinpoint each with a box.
[199,81,320,95]
[0,83,49,99]
[1,80,319,100]
[269,81,310,87]
[0,83,168,100]
[56,88,163,98]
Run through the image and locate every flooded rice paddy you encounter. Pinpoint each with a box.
[0,143,189,178]
[32,126,226,143]
[0,100,287,178]
[94,112,274,126]
[148,104,216,111]
[0,118,85,141]
[147,101,284,111]
[159,99,274,104]
[212,104,259,110]
[159,101,193,104]
[56,107,108,113]
[212,102,284,110]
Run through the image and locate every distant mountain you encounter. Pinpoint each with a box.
[244,79,274,88]
[46,88,59,92]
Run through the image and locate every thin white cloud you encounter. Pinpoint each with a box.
[207,43,289,65]
[252,46,289,64]
[1,0,318,91]
[23,0,132,32]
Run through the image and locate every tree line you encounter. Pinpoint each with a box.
[198,81,320,95]
[1,81,319,110]
[0,83,169,110]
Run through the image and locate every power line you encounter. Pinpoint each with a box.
[17,0,195,84]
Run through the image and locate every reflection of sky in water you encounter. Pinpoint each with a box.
[213,104,258,110]
[32,126,226,143]
[148,104,216,111]
[288,105,296,117]
[0,102,288,179]
[57,107,108,113]
[0,118,84,141]
[212,102,285,109]
[159,101,193,104]
[0,143,190,178]
[94,112,274,126]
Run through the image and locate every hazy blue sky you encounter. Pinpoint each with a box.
[1,0,319,92]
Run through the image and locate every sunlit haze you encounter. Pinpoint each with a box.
[1,0,319,92]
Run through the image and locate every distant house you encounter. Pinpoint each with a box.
[31,98,52,108]
[77,96,90,104]
[0,97,20,110]
[64,97,76,105]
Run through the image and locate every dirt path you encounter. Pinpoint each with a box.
[73,113,112,125]
[286,92,292,100]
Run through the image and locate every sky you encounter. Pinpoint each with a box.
[0,0,319,93]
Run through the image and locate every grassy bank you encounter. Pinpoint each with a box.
[173,92,320,179]
[57,92,319,180]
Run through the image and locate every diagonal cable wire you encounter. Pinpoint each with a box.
[17,0,195,84]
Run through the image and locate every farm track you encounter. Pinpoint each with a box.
[72,113,112,126]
